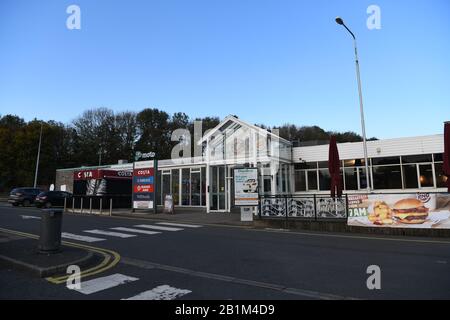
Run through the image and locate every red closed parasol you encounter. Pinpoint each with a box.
[443,122,450,192]
[328,136,342,197]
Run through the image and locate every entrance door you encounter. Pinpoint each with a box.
[210,166,227,211]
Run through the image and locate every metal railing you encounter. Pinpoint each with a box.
[258,194,348,221]
[64,195,131,216]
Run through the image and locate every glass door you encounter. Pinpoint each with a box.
[210,166,227,211]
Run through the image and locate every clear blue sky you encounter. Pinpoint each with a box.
[0,0,449,139]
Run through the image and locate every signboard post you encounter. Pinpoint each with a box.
[132,159,157,213]
[234,168,259,221]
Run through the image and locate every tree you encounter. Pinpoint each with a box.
[135,108,171,160]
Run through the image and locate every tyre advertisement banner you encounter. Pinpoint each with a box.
[234,168,258,206]
[347,193,450,229]
[132,160,156,210]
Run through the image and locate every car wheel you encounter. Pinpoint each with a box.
[45,202,52,208]
[23,200,30,207]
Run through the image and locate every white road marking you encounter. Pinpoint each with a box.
[134,224,183,231]
[75,273,139,295]
[156,222,202,228]
[111,227,161,235]
[61,232,106,242]
[83,229,136,238]
[20,215,41,220]
[123,285,191,300]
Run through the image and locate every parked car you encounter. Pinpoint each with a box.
[35,191,73,208]
[8,187,42,206]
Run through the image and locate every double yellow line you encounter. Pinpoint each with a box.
[0,227,120,284]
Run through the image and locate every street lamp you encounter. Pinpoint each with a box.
[335,16,371,191]
[33,122,43,188]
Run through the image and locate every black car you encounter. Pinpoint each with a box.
[8,187,42,206]
[35,191,73,208]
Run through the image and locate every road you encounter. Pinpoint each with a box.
[1,203,450,300]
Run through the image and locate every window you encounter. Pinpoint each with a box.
[307,170,318,190]
[172,169,180,205]
[402,154,432,163]
[294,171,306,191]
[156,170,162,205]
[162,172,171,200]
[318,169,331,191]
[344,159,366,167]
[181,169,190,205]
[372,165,402,189]
[190,170,201,206]
[418,164,434,188]
[344,167,358,190]
[371,156,400,165]
[434,153,443,162]
[201,167,206,206]
[434,163,447,188]
[402,164,418,189]
[318,161,328,168]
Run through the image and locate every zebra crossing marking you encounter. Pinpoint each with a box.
[61,232,106,242]
[110,227,161,235]
[83,229,136,238]
[123,285,191,300]
[74,273,138,295]
[156,222,202,228]
[134,224,183,232]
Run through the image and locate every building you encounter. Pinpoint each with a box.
[55,115,447,213]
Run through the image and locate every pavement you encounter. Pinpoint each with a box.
[1,202,450,300]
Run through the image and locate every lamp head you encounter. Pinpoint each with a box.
[335,17,344,25]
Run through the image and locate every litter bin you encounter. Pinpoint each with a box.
[38,209,63,253]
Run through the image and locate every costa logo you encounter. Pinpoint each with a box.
[133,168,154,176]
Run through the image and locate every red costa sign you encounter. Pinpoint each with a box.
[74,169,132,180]
[133,168,154,176]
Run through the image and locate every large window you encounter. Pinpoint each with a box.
[294,171,306,192]
[418,164,434,188]
[307,170,318,191]
[190,169,201,206]
[318,169,331,191]
[402,164,418,189]
[344,167,358,190]
[181,168,190,205]
[372,165,402,189]
[172,169,180,205]
[434,163,447,188]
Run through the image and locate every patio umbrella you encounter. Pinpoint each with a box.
[328,136,342,197]
[444,122,450,192]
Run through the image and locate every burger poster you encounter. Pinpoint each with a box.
[347,193,450,229]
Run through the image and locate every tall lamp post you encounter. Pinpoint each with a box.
[335,17,371,191]
[33,123,43,188]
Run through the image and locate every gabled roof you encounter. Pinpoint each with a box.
[198,115,291,145]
